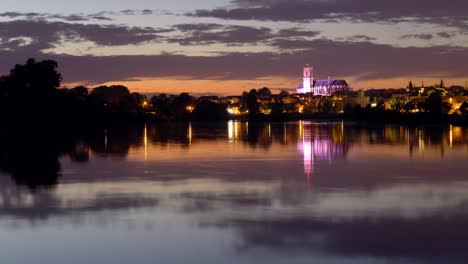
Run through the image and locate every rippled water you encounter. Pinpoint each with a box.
[1,121,468,264]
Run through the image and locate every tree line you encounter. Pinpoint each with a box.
[0,59,229,123]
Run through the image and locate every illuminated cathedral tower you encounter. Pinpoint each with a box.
[297,64,313,94]
[302,64,313,93]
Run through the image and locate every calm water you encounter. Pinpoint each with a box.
[1,121,468,264]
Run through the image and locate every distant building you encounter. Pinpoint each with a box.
[296,64,350,96]
[345,90,370,108]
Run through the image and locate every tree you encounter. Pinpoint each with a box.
[192,101,228,121]
[151,93,173,119]
[448,85,466,96]
[278,90,289,102]
[246,89,259,116]
[88,85,144,114]
[0,58,63,118]
[6,58,62,95]
[172,93,195,120]
[90,85,130,105]
[424,92,451,115]
[257,87,272,99]
[460,101,468,116]
[70,86,89,100]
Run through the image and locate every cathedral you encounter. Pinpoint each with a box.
[296,64,349,96]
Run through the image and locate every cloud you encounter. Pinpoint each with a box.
[401,32,458,40]
[401,33,434,40]
[436,32,456,38]
[190,0,468,30]
[276,28,320,38]
[119,9,173,16]
[169,23,273,46]
[168,23,319,46]
[0,11,113,22]
[141,9,154,15]
[345,35,377,42]
[0,20,168,51]
[0,9,172,23]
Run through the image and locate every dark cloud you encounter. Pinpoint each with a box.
[119,9,172,16]
[120,9,137,15]
[169,23,319,46]
[276,28,320,38]
[0,11,113,22]
[141,9,154,15]
[436,32,456,38]
[401,33,434,40]
[401,32,458,40]
[169,23,272,46]
[190,0,468,29]
[0,20,167,51]
[85,15,113,21]
[345,35,376,42]
[0,11,40,19]
[174,23,225,32]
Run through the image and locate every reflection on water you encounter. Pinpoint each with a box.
[298,121,349,184]
[1,122,468,263]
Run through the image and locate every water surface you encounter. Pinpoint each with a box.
[1,122,468,264]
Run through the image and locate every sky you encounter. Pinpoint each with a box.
[1,0,468,95]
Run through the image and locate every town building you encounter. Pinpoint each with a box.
[296,64,350,96]
[345,90,370,108]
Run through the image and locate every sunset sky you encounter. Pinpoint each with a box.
[1,0,468,95]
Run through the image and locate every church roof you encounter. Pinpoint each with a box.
[315,80,348,86]
[297,79,348,89]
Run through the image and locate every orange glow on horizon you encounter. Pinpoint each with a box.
[64,76,468,95]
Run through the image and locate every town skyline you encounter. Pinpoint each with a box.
[1,0,468,94]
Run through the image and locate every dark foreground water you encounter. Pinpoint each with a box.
[1,121,468,264]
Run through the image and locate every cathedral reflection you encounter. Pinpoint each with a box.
[298,122,349,183]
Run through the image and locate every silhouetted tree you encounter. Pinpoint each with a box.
[70,86,89,100]
[173,93,195,120]
[448,85,466,96]
[246,89,259,116]
[5,58,61,95]
[90,85,130,105]
[257,87,272,100]
[151,93,173,119]
[88,85,146,115]
[460,101,468,116]
[278,90,289,102]
[424,92,451,115]
[192,101,228,121]
[0,58,62,118]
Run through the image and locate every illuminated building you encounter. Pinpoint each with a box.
[296,64,350,96]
